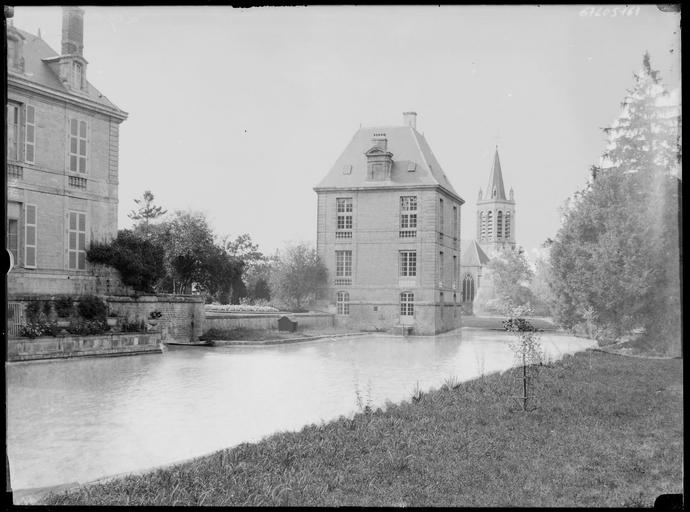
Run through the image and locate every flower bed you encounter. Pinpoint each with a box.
[205,304,279,313]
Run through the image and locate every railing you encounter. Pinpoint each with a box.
[69,175,87,189]
[399,230,416,238]
[335,231,352,239]
[7,162,23,179]
[7,302,24,337]
[334,278,352,286]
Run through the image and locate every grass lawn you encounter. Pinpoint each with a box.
[43,350,683,507]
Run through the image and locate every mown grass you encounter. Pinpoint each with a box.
[43,350,682,507]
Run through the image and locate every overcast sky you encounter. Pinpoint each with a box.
[12,5,681,256]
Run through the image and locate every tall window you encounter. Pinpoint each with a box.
[400,196,417,237]
[462,273,475,303]
[399,251,417,277]
[335,250,352,284]
[438,198,444,239]
[25,204,37,268]
[497,211,503,238]
[68,211,86,270]
[336,291,350,315]
[440,291,444,319]
[25,105,35,163]
[72,61,83,89]
[439,251,444,286]
[400,292,414,316]
[453,254,458,288]
[453,205,458,241]
[505,212,511,238]
[69,118,88,173]
[336,198,353,238]
[7,219,19,263]
[487,211,493,238]
[7,103,20,161]
[479,211,486,240]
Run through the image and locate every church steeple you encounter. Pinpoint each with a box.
[485,146,507,200]
[476,146,516,256]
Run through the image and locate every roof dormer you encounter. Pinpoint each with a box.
[365,134,393,181]
[6,22,26,73]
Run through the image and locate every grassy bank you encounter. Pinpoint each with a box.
[199,326,354,343]
[43,350,682,507]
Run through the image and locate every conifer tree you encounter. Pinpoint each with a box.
[128,190,168,237]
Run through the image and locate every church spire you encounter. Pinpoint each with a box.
[485,146,507,201]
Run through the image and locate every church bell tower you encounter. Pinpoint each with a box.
[476,147,516,256]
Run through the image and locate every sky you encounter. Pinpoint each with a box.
[11,5,681,257]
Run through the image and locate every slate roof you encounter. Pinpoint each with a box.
[10,27,124,114]
[460,239,490,267]
[482,148,507,201]
[315,125,462,202]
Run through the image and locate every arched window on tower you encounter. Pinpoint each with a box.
[462,273,475,303]
[497,211,503,238]
[479,212,486,240]
[487,211,493,238]
[505,212,511,239]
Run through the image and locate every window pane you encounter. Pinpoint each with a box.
[27,105,35,123]
[79,139,86,156]
[78,213,86,231]
[78,252,86,270]
[69,232,76,249]
[70,155,77,172]
[70,119,78,135]
[26,145,34,162]
[79,157,86,173]
[27,125,34,140]
[69,252,76,269]
[69,212,77,230]
[70,137,78,154]
[79,121,87,138]
[26,226,36,244]
[26,205,36,224]
[26,247,36,267]
[78,233,86,250]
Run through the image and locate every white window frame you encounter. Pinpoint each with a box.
[24,204,37,268]
[400,196,418,237]
[336,198,353,236]
[25,104,36,163]
[7,103,20,161]
[336,291,350,315]
[68,117,88,174]
[400,292,414,317]
[399,250,417,277]
[335,250,352,285]
[72,61,83,90]
[68,210,87,270]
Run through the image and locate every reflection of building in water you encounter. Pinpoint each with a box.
[6,7,128,297]
[314,112,464,335]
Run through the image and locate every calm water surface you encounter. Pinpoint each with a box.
[7,329,595,490]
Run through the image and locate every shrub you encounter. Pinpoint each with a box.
[55,296,74,318]
[77,295,108,321]
[25,301,44,322]
[19,321,61,338]
[87,230,166,292]
[67,320,108,336]
[121,319,146,332]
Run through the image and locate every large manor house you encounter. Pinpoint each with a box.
[315,113,516,334]
[6,8,517,336]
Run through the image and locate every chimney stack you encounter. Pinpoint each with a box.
[371,133,388,151]
[61,7,85,56]
[403,111,417,130]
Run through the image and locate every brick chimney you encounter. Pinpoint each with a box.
[61,7,84,56]
[371,133,388,151]
[403,111,417,130]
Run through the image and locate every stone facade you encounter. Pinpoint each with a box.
[205,312,335,332]
[314,113,464,335]
[6,8,128,298]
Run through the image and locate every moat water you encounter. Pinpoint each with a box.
[6,329,595,491]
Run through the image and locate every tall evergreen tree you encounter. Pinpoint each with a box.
[550,53,681,354]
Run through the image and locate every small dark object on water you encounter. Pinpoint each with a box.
[164,340,214,347]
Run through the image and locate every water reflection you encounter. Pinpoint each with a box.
[6,329,595,490]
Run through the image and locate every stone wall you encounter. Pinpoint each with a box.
[7,332,161,362]
[204,312,334,332]
[106,294,205,342]
[8,263,133,297]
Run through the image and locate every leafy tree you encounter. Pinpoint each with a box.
[268,243,327,311]
[479,247,536,314]
[224,233,271,302]
[87,229,166,292]
[550,53,681,353]
[128,190,167,237]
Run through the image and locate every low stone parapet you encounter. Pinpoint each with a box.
[204,312,334,332]
[7,332,161,362]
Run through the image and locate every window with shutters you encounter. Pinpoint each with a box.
[68,211,87,270]
[25,105,36,163]
[25,204,37,268]
[68,118,88,173]
[7,103,20,161]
